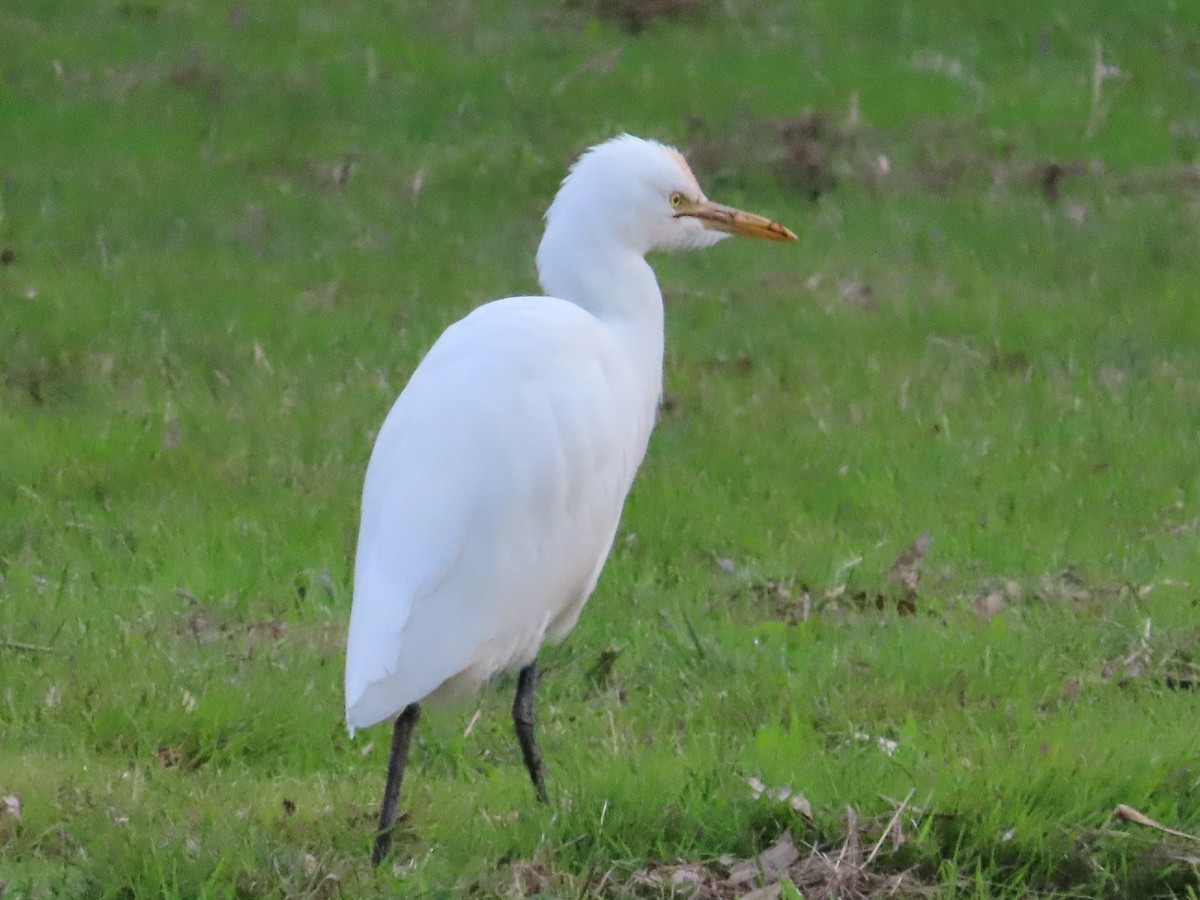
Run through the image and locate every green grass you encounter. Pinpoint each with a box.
[3,0,1200,896]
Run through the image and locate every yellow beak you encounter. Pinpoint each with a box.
[676,198,796,242]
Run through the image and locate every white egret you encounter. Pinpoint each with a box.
[345,134,794,864]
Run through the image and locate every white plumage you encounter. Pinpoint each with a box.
[343,134,793,863]
[346,295,652,726]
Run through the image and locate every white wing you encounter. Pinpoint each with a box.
[345,296,657,730]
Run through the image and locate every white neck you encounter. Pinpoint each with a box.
[536,221,665,406]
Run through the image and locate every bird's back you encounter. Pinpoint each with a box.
[345,296,658,730]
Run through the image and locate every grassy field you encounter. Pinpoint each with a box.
[3,0,1200,896]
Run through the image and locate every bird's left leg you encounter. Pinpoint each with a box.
[512,661,549,803]
[371,702,421,867]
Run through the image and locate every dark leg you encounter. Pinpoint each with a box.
[512,662,549,803]
[371,702,421,867]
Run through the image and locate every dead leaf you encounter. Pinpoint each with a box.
[728,831,801,887]
[974,590,1005,620]
[975,578,1019,620]
[669,864,705,887]
[1115,804,1200,842]
[888,531,931,593]
[1041,567,1091,605]
[885,531,930,616]
[179,596,222,643]
[510,860,557,895]
[1,795,21,821]
[748,777,814,822]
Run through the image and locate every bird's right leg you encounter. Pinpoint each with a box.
[371,702,421,867]
[512,662,550,803]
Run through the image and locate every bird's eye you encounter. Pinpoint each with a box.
[669,192,685,209]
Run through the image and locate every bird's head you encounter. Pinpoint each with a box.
[544,135,795,255]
